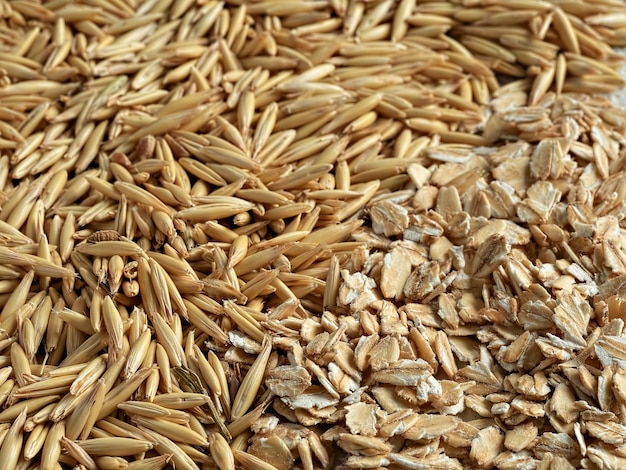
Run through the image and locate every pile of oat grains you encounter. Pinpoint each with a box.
[2,0,626,469]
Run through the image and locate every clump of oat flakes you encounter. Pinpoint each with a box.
[301,92,626,470]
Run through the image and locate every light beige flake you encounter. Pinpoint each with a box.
[470,234,511,278]
[368,335,400,372]
[517,181,561,224]
[504,422,538,452]
[338,270,379,312]
[595,336,626,368]
[266,365,311,397]
[248,435,294,470]
[369,359,433,386]
[380,245,413,300]
[280,386,339,411]
[369,199,409,237]
[586,421,626,445]
[470,426,504,469]
[403,414,460,441]
[344,402,378,437]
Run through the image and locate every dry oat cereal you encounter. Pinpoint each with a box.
[2,0,626,469]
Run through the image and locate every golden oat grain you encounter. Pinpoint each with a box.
[41,420,64,470]
[126,454,171,469]
[0,408,27,469]
[209,431,236,470]
[61,436,98,470]
[97,367,153,420]
[136,426,199,470]
[76,437,153,456]
[93,456,129,469]
[24,422,49,461]
[235,449,281,470]
[231,336,271,420]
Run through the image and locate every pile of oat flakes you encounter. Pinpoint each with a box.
[315,92,626,470]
